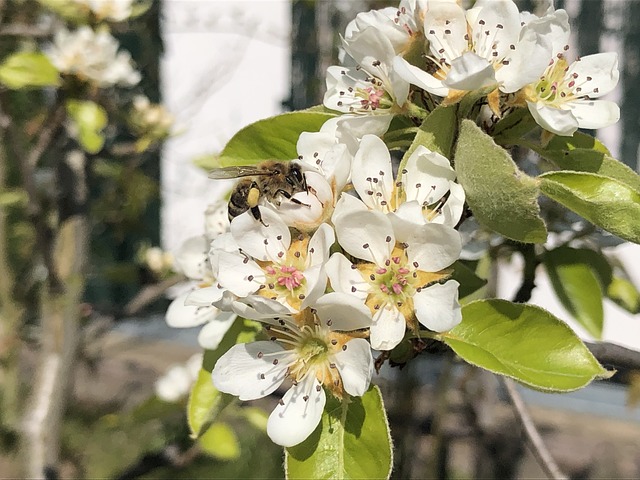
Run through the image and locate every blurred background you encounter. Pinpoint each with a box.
[1,0,640,478]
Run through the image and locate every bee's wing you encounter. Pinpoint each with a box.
[208,166,268,179]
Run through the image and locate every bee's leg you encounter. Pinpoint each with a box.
[275,189,310,208]
[251,205,269,227]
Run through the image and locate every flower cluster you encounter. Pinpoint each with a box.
[166,0,622,449]
[324,0,619,136]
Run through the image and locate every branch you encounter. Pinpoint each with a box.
[502,378,568,480]
[0,24,53,37]
[512,243,539,303]
[585,341,640,372]
[122,274,185,316]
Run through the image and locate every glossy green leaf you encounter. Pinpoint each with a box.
[454,120,547,243]
[539,171,640,244]
[607,276,640,314]
[442,299,610,391]
[187,368,232,438]
[66,100,108,154]
[529,132,640,193]
[219,112,336,166]
[238,407,268,432]
[0,52,60,89]
[198,422,241,460]
[543,247,607,339]
[450,260,487,301]
[286,386,392,480]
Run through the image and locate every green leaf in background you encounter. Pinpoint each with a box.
[442,299,610,391]
[187,368,233,438]
[539,171,640,244]
[198,422,241,460]
[607,276,640,314]
[450,260,487,301]
[543,247,609,339]
[66,100,108,154]
[491,108,539,143]
[286,386,392,480]
[0,52,60,89]
[400,105,457,168]
[0,189,27,207]
[218,112,336,166]
[454,119,547,243]
[36,0,90,22]
[528,132,640,193]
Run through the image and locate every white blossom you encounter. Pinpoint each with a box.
[212,303,373,447]
[155,353,202,403]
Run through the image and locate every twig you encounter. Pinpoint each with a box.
[123,274,186,316]
[512,243,539,303]
[585,341,640,372]
[0,24,53,37]
[502,378,568,480]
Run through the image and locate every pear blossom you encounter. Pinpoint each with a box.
[343,134,465,230]
[155,353,202,403]
[212,301,373,447]
[522,10,620,136]
[328,207,462,350]
[48,26,140,87]
[394,0,554,101]
[210,208,334,313]
[82,0,134,21]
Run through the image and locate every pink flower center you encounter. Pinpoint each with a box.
[267,265,304,291]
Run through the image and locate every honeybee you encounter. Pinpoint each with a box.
[208,160,310,226]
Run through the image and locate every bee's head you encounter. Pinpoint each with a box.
[288,163,308,190]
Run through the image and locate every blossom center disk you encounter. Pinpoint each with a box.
[267,265,304,291]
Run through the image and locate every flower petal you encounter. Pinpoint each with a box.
[216,251,264,297]
[403,145,456,205]
[332,338,373,397]
[568,53,619,98]
[444,52,496,91]
[325,252,368,300]
[334,209,394,264]
[497,24,551,93]
[352,135,394,211]
[315,292,372,331]
[231,208,291,262]
[174,235,210,280]
[230,295,293,322]
[413,280,462,332]
[277,172,332,229]
[388,201,425,243]
[300,264,327,309]
[393,56,449,97]
[567,99,620,131]
[166,292,213,328]
[527,100,578,136]
[212,341,289,401]
[197,312,237,350]
[331,192,368,226]
[369,305,406,351]
[267,376,326,447]
[307,222,335,267]
[184,285,225,307]
[406,223,461,272]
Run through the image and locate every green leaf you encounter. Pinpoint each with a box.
[607,276,640,314]
[450,260,487,301]
[237,407,268,432]
[198,422,241,460]
[442,299,610,391]
[454,119,547,243]
[188,368,232,438]
[543,247,608,339]
[0,52,60,89]
[193,153,221,171]
[539,171,640,244]
[529,132,640,193]
[219,112,336,166]
[401,105,457,167]
[491,108,539,143]
[66,100,108,154]
[286,386,392,480]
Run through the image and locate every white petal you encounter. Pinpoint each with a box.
[470,0,520,61]
[277,172,332,228]
[406,223,462,272]
[204,201,230,241]
[331,192,368,226]
[212,341,289,400]
[332,338,373,397]
[184,285,225,307]
[388,201,425,243]
[166,292,213,328]
[440,181,466,227]
[567,99,620,131]
[334,209,394,264]
[343,27,396,78]
[230,295,293,322]
[300,264,327,309]
[413,280,462,332]
[527,101,578,136]
[369,306,406,351]
[352,135,394,211]
[307,223,335,267]
[197,312,237,350]
[267,377,326,447]
[216,251,264,297]
[404,145,455,205]
[315,292,372,331]
[424,0,468,62]
[393,56,449,97]
[444,52,497,92]
[497,25,551,93]
[568,53,619,98]
[174,236,209,280]
[325,253,368,300]
[231,209,291,262]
